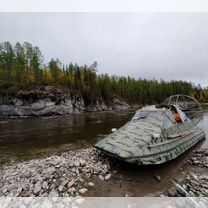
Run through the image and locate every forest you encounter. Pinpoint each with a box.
[0,41,208,105]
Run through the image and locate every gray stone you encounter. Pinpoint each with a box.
[105,174,111,180]
[167,188,178,197]
[45,167,55,175]
[192,174,198,181]
[6,184,17,192]
[33,185,41,195]
[58,185,64,192]
[1,188,7,194]
[21,171,31,178]
[79,159,86,166]
[68,187,76,193]
[71,168,76,173]
[17,187,23,194]
[98,175,104,181]
[88,182,94,187]
[79,188,88,194]
[69,162,74,167]
[78,177,84,182]
[74,161,80,167]
[67,179,75,188]
[153,175,162,182]
[42,181,48,189]
[61,180,69,187]
[50,183,56,190]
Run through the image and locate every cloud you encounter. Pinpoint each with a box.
[0,13,207,87]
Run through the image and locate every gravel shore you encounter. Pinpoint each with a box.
[165,148,208,197]
[1,146,208,197]
[0,148,113,197]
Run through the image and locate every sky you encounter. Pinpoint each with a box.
[0,12,207,87]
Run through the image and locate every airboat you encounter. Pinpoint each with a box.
[95,95,205,165]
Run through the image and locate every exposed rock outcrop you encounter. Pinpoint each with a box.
[0,86,84,117]
[0,86,131,117]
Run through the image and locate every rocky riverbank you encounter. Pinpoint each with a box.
[2,145,207,197]
[0,148,114,197]
[164,148,208,197]
[0,86,132,117]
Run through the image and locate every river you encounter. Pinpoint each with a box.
[0,108,207,196]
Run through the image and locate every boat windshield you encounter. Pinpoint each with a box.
[131,111,164,126]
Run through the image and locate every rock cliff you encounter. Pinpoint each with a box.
[0,86,131,117]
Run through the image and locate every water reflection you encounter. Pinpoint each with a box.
[0,107,207,160]
[0,110,135,159]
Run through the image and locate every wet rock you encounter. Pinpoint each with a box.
[98,175,104,181]
[153,175,162,182]
[78,177,84,182]
[167,188,178,197]
[105,174,111,180]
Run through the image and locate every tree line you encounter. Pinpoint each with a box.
[0,41,208,105]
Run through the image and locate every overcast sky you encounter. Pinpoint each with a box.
[0,12,207,87]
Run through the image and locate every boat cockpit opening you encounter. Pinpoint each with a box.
[164,105,191,127]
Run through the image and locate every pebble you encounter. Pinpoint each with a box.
[33,185,41,195]
[58,185,64,192]
[17,187,23,194]
[45,167,56,176]
[79,159,86,166]
[42,181,48,189]
[79,188,88,194]
[68,187,76,193]
[105,174,111,180]
[7,184,17,192]
[61,180,69,187]
[167,188,178,197]
[74,161,80,167]
[67,179,75,188]
[2,188,7,194]
[88,182,94,187]
[153,175,162,182]
[98,175,104,181]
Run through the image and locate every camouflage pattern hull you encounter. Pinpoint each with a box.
[95,115,205,165]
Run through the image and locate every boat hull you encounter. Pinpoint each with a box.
[96,128,205,165]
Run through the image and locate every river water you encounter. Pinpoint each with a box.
[0,108,207,196]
